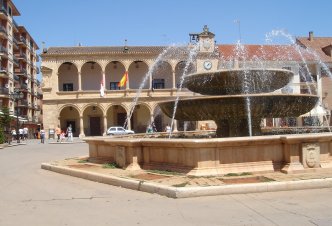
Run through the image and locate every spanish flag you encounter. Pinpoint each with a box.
[118,71,128,87]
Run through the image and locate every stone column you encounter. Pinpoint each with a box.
[173,120,178,132]
[103,115,107,136]
[126,71,129,90]
[78,72,82,91]
[127,113,131,130]
[102,70,106,90]
[172,70,176,89]
[79,116,85,138]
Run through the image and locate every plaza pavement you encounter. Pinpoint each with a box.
[1,138,332,225]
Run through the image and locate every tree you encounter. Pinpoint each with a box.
[0,107,12,131]
[0,107,12,144]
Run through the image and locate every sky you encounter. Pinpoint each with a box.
[13,0,332,49]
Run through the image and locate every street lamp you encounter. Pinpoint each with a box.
[10,89,24,143]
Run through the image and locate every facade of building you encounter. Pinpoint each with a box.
[40,26,332,138]
[0,0,41,137]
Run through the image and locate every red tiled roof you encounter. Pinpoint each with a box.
[296,37,332,62]
[217,44,319,62]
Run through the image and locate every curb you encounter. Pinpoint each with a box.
[41,163,332,199]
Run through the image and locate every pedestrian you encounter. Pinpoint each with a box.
[151,122,157,132]
[60,130,66,143]
[40,127,45,144]
[66,124,73,142]
[19,128,23,140]
[23,127,28,140]
[55,125,61,142]
[11,128,17,142]
[165,124,171,133]
[146,125,153,134]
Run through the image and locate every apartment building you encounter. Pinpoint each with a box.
[40,26,332,138]
[0,0,41,136]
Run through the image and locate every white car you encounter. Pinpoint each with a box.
[106,126,134,135]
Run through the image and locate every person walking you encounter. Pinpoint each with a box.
[23,127,28,140]
[40,127,45,144]
[55,125,61,142]
[66,124,73,142]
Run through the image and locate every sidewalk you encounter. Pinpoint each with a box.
[41,157,332,198]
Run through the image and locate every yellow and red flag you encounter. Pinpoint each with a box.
[118,71,128,87]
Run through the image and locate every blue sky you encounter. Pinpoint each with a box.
[13,0,332,48]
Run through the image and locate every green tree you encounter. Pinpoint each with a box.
[0,107,12,144]
[0,107,11,131]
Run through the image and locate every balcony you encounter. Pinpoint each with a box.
[13,74,19,81]
[13,55,19,66]
[16,52,27,62]
[12,19,18,31]
[0,6,8,19]
[0,86,9,95]
[14,68,27,77]
[19,83,28,90]
[0,67,8,78]
[13,37,19,50]
[0,25,7,39]
[0,45,8,58]
[18,36,27,46]
[17,99,28,107]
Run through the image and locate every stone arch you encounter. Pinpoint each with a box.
[82,104,104,136]
[58,62,79,91]
[128,60,149,89]
[105,61,126,90]
[151,61,173,89]
[81,61,102,90]
[175,61,196,88]
[106,104,128,128]
[129,102,151,133]
[59,105,80,137]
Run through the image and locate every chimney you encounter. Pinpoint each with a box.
[309,31,314,41]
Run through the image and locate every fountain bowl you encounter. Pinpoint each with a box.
[183,68,294,95]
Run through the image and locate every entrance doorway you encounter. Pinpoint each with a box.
[90,117,101,136]
[117,113,126,126]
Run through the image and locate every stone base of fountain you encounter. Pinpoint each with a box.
[84,133,332,176]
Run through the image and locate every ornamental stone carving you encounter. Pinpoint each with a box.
[302,143,320,168]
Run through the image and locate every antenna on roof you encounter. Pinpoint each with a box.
[123,39,129,53]
[234,20,242,43]
[42,41,47,53]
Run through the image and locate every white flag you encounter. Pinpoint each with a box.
[100,81,105,97]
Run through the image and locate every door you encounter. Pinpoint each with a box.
[90,117,101,136]
[117,113,126,127]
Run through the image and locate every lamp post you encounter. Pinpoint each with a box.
[10,89,24,143]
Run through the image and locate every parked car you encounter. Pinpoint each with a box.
[106,126,134,135]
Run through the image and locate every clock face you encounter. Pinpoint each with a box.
[203,61,212,70]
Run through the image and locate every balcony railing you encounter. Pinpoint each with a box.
[0,6,8,16]
[18,99,28,107]
[12,19,18,29]
[13,55,19,66]
[14,74,19,81]
[0,45,8,54]
[20,83,28,90]
[0,25,7,35]
[0,87,9,95]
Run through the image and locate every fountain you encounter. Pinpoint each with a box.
[84,30,332,176]
[159,68,319,137]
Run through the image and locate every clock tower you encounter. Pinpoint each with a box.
[199,25,215,53]
[189,25,218,72]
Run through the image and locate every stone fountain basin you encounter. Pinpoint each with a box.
[183,68,294,95]
[159,93,319,121]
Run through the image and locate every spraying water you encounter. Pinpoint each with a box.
[169,44,199,138]
[123,45,175,129]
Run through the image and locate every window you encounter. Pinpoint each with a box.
[63,83,73,91]
[110,82,120,90]
[152,79,165,89]
[8,6,11,16]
